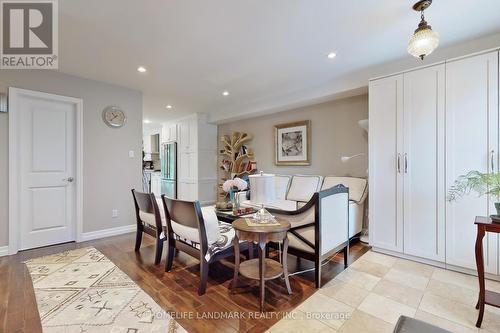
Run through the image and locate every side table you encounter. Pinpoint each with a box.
[231,217,292,312]
[474,216,500,327]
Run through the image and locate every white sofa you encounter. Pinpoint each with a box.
[237,174,367,288]
[239,175,367,238]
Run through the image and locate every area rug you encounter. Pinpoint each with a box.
[25,247,187,333]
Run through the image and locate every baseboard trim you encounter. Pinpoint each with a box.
[80,224,136,242]
[371,246,446,268]
[0,246,9,257]
[371,246,500,282]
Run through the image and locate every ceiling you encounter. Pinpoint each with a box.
[58,0,500,125]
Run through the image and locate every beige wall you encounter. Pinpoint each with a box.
[218,95,368,178]
[0,70,142,247]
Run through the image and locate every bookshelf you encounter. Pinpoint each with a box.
[219,132,257,199]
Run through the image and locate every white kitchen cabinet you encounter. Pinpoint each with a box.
[445,51,499,274]
[177,119,190,151]
[162,123,177,143]
[150,172,161,196]
[177,117,197,152]
[369,74,404,253]
[143,135,151,153]
[178,151,197,181]
[178,181,197,202]
[402,64,445,262]
[163,113,217,204]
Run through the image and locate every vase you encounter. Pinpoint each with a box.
[495,202,500,216]
[229,189,239,209]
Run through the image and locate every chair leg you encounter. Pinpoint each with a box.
[198,259,209,295]
[134,227,143,252]
[165,242,175,272]
[154,238,164,265]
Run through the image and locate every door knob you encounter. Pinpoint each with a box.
[64,177,74,183]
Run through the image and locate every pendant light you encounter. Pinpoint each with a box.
[407,0,439,60]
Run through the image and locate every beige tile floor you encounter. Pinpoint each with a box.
[267,251,500,333]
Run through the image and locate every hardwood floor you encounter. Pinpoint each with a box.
[0,233,369,333]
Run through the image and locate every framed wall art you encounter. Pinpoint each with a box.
[274,120,311,166]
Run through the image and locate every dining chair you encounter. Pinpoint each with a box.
[131,189,166,265]
[161,195,249,295]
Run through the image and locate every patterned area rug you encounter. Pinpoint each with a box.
[25,247,187,333]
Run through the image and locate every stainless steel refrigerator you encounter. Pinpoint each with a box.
[160,142,177,198]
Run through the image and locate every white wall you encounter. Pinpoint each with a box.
[218,95,368,177]
[0,70,143,247]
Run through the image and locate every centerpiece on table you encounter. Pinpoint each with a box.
[217,177,248,210]
[447,171,500,222]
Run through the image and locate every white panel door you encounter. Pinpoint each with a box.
[17,91,78,250]
[446,51,499,274]
[403,64,445,261]
[369,75,404,252]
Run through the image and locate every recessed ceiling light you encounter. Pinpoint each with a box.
[166,105,173,109]
[143,119,151,124]
[222,91,229,96]
[137,66,147,73]
[327,52,337,59]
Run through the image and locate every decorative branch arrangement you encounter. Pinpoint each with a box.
[219,132,256,176]
[219,132,257,200]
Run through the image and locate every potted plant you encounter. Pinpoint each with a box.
[447,171,500,217]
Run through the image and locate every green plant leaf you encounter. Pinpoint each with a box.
[447,171,500,202]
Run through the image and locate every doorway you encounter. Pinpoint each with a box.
[8,88,83,253]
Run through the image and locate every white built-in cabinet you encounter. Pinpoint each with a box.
[162,114,217,204]
[403,65,446,262]
[445,52,499,274]
[369,74,404,253]
[370,49,500,276]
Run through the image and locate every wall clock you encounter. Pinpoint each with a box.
[102,106,126,128]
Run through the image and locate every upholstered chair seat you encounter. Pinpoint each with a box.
[169,206,237,261]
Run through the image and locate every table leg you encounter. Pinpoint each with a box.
[258,238,266,312]
[232,234,240,293]
[475,226,486,328]
[283,236,292,295]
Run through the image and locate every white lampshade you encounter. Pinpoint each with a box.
[408,26,439,60]
[249,173,275,205]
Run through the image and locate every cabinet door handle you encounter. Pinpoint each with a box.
[397,153,401,174]
[404,154,408,174]
[491,150,495,172]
